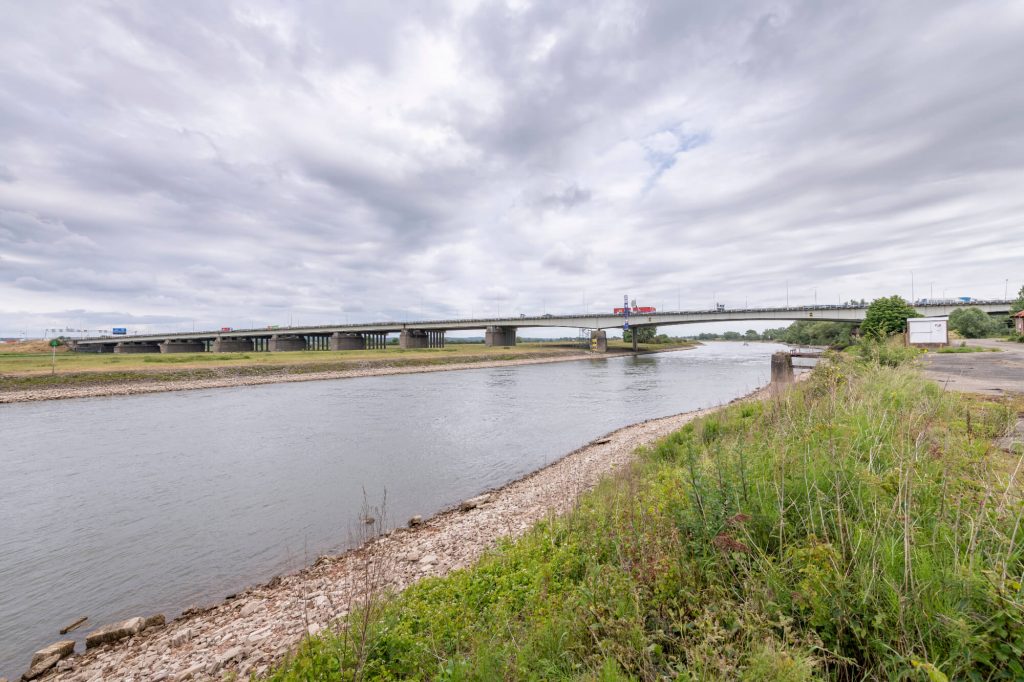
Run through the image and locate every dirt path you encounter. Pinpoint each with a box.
[30,384,775,682]
[922,339,1024,395]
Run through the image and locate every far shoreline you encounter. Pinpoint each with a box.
[0,344,699,404]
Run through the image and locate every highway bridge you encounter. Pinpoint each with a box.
[70,300,1015,354]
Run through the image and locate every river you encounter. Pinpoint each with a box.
[0,342,785,676]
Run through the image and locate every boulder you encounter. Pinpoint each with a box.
[408,515,423,527]
[459,494,491,511]
[143,613,166,630]
[30,640,74,667]
[21,654,60,680]
[84,616,145,649]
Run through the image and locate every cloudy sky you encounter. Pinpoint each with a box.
[1,0,1022,337]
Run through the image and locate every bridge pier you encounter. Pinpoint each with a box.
[365,332,388,350]
[114,342,161,354]
[590,330,607,353]
[268,335,307,352]
[160,340,206,353]
[330,332,365,350]
[399,329,429,349]
[211,337,254,353]
[428,330,445,348]
[485,326,517,347]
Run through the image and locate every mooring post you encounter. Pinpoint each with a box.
[770,351,794,384]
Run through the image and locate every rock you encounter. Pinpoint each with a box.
[360,515,376,525]
[408,515,423,527]
[173,662,204,681]
[30,640,75,667]
[239,601,261,617]
[55,658,75,672]
[59,616,88,634]
[266,575,282,588]
[21,653,60,680]
[144,613,166,630]
[84,617,145,649]
[459,494,491,511]
[307,623,323,636]
[419,554,438,565]
[400,550,421,562]
[169,628,193,647]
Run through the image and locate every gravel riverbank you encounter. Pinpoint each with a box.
[25,380,778,682]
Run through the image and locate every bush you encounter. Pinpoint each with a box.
[949,307,1001,338]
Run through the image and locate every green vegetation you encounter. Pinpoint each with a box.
[949,307,1003,339]
[1011,285,1024,317]
[623,327,657,344]
[860,295,921,338]
[762,321,856,348]
[936,345,1000,354]
[266,351,1024,681]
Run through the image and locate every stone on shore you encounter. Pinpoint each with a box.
[22,653,61,680]
[30,641,75,667]
[84,617,145,649]
[408,515,423,527]
[459,494,491,511]
[143,613,166,630]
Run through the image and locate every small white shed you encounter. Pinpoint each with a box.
[907,316,948,347]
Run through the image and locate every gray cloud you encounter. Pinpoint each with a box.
[0,0,1021,337]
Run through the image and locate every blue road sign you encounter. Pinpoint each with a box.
[112,328,127,335]
[623,321,630,330]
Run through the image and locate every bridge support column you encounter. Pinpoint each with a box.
[590,330,607,353]
[114,342,161,354]
[211,337,254,353]
[365,332,387,350]
[485,326,517,347]
[428,330,445,348]
[268,335,307,352]
[399,329,430,349]
[771,352,794,385]
[160,340,206,353]
[330,332,365,350]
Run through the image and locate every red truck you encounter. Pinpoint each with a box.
[614,306,656,314]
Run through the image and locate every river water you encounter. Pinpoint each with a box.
[0,342,784,676]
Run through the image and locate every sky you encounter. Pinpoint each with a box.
[1,0,1022,338]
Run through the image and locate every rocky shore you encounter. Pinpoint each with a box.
[22,383,775,682]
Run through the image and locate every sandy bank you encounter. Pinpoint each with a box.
[32,379,779,682]
[1,352,620,404]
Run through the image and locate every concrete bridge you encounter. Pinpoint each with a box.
[70,300,1014,354]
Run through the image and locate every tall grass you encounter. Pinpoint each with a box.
[265,352,1024,681]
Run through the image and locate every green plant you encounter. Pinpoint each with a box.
[860,295,921,338]
[949,307,1002,338]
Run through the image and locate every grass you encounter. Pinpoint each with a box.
[936,345,1001,354]
[264,349,1024,681]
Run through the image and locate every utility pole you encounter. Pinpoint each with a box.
[911,271,915,302]
[786,280,789,307]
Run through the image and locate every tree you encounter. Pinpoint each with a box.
[860,296,921,338]
[1011,285,1024,316]
[744,329,760,340]
[949,307,1000,338]
[623,326,656,343]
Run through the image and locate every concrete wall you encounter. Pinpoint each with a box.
[399,329,429,349]
[330,332,366,350]
[211,337,254,353]
[160,340,206,353]
[114,342,161,354]
[485,326,517,347]
[590,330,607,353]
[268,335,307,352]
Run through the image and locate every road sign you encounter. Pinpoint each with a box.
[112,327,127,335]
[49,339,59,347]
[623,321,630,331]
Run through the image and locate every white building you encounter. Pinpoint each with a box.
[907,316,948,347]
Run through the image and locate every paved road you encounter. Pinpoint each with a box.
[922,339,1024,395]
